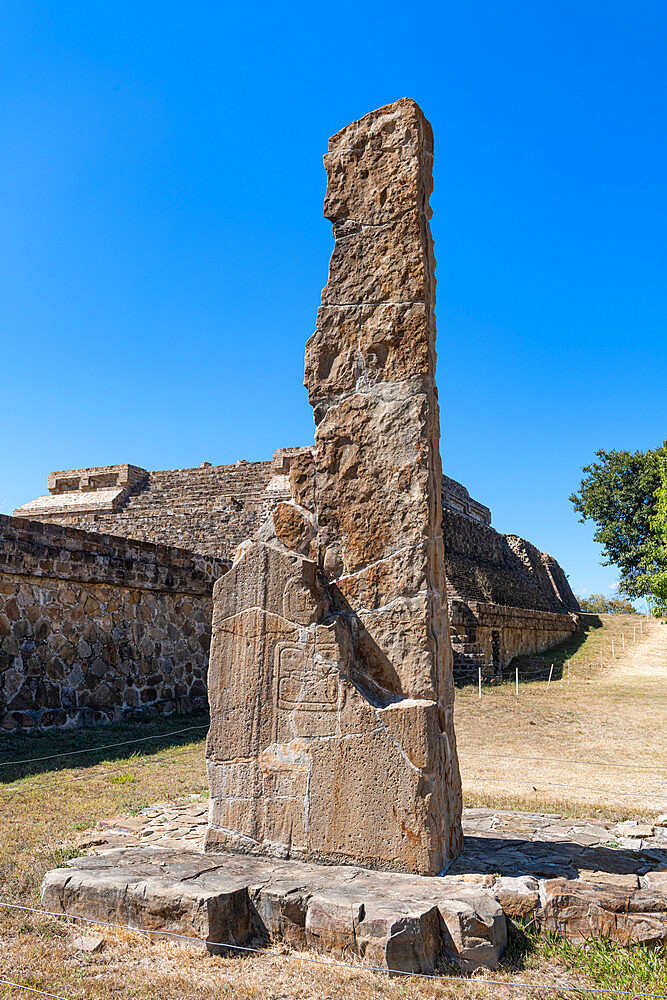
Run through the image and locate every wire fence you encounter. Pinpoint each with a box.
[0,723,208,768]
[0,979,72,1000]
[1,902,666,999]
[1,724,664,777]
[1,742,665,807]
[0,744,205,797]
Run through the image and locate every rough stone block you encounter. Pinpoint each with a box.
[492,876,541,918]
[538,878,667,945]
[41,847,508,973]
[438,890,507,972]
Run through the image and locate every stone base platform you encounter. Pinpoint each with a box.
[41,806,667,975]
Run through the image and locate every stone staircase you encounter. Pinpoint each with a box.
[449,625,492,682]
[100,461,291,560]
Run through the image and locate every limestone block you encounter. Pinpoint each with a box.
[210,542,326,628]
[305,888,441,974]
[616,822,655,839]
[641,871,667,893]
[537,878,667,945]
[272,502,313,554]
[438,890,507,972]
[323,99,432,227]
[492,876,540,917]
[249,881,311,948]
[41,854,252,949]
[320,211,431,308]
[313,390,434,574]
[305,303,433,409]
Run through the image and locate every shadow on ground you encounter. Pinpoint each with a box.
[0,710,210,784]
[451,833,666,880]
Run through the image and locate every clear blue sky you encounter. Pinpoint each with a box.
[1,1,665,602]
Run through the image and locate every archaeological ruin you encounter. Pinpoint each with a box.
[32,99,667,973]
[3,91,578,742]
[204,97,464,873]
[5,463,580,733]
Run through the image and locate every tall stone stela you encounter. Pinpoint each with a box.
[205,99,463,875]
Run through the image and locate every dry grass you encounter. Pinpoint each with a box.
[1,616,666,998]
[455,614,667,820]
[0,916,614,1000]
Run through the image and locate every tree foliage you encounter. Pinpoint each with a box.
[576,593,637,614]
[570,443,666,600]
[637,449,667,615]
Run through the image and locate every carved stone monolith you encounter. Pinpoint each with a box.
[205,98,463,874]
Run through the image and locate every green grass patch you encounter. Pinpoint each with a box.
[542,933,667,995]
[0,709,210,783]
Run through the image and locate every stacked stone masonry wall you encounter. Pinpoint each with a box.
[14,458,580,698]
[443,509,579,679]
[0,515,227,731]
[449,600,577,681]
[23,461,291,562]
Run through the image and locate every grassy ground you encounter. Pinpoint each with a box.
[1,616,666,998]
[456,614,667,820]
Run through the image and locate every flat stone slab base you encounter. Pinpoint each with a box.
[42,806,667,973]
[42,846,506,973]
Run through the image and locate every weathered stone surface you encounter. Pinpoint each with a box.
[305,887,442,973]
[0,514,221,730]
[271,501,313,555]
[206,99,462,875]
[616,822,655,839]
[438,890,507,971]
[41,846,507,973]
[537,879,667,945]
[42,801,667,975]
[206,541,450,874]
[642,871,667,892]
[41,850,253,948]
[493,876,540,917]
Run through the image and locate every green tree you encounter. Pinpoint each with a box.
[637,449,667,616]
[570,443,665,600]
[576,593,637,614]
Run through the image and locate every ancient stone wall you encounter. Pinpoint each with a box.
[442,476,491,525]
[443,509,579,613]
[14,468,580,687]
[0,514,226,731]
[443,509,579,677]
[449,600,577,680]
[14,454,300,562]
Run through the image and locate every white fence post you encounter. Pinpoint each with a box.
[478,667,482,700]
[515,666,519,697]
[546,663,554,691]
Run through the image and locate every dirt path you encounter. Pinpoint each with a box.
[454,617,667,819]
